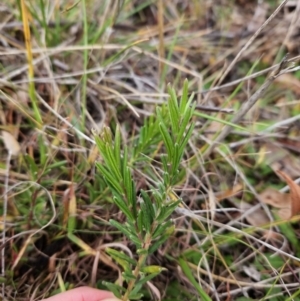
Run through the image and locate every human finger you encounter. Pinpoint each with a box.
[40,286,118,301]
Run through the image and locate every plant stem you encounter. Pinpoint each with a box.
[122,233,152,301]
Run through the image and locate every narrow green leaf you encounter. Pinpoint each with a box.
[158,183,167,198]
[122,270,137,281]
[101,126,113,144]
[139,125,146,145]
[148,234,170,254]
[141,265,166,274]
[113,195,134,222]
[140,190,155,221]
[152,190,163,207]
[129,234,143,247]
[179,258,212,301]
[171,143,180,175]
[156,106,163,121]
[193,110,248,132]
[163,171,170,186]
[161,153,168,171]
[140,200,151,232]
[67,232,95,255]
[184,93,195,116]
[123,166,132,194]
[114,124,121,171]
[156,105,169,126]
[102,281,124,298]
[177,109,193,143]
[179,79,189,113]
[152,220,174,239]
[168,99,179,133]
[109,219,136,240]
[105,143,122,180]
[24,154,38,180]
[106,247,137,265]
[168,85,179,110]
[165,224,175,236]
[108,252,131,272]
[135,271,161,286]
[122,146,128,179]
[131,180,137,218]
[179,123,195,155]
[128,282,144,299]
[129,272,161,298]
[124,167,133,207]
[167,85,180,132]
[96,163,123,195]
[94,135,106,156]
[128,292,144,300]
[159,122,173,158]
[137,210,143,233]
[156,200,181,223]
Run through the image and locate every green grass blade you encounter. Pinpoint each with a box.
[178,258,212,301]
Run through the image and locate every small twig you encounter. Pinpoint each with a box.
[194,53,300,95]
[35,93,96,144]
[262,113,300,133]
[202,54,290,159]
[195,105,234,114]
[215,0,289,86]
[1,151,11,298]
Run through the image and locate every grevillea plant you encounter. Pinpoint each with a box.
[94,79,195,300]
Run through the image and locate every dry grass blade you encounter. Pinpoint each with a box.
[202,54,290,159]
[157,0,165,78]
[1,130,20,296]
[195,105,234,114]
[217,0,289,86]
[276,170,300,217]
[196,54,300,94]
[2,0,300,300]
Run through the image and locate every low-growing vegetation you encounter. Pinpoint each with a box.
[1,0,300,300]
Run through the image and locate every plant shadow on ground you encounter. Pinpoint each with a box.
[1,1,300,300]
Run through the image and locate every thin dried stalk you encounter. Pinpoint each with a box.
[202,54,290,159]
